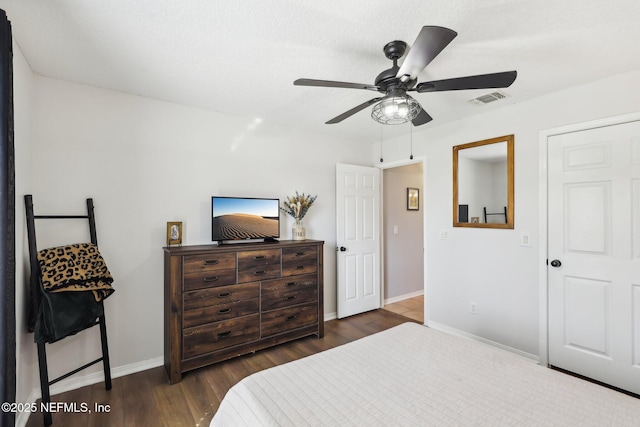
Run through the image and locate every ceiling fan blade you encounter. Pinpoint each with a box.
[415,71,517,93]
[412,107,433,126]
[396,26,457,81]
[294,78,379,91]
[326,97,384,124]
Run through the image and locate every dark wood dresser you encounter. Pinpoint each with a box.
[163,240,324,384]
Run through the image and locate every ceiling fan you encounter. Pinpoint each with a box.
[294,26,517,126]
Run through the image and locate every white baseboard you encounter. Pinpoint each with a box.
[15,356,164,427]
[426,320,539,363]
[324,312,337,321]
[384,289,424,306]
[49,356,165,396]
[15,389,39,427]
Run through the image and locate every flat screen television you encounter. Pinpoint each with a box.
[211,196,280,243]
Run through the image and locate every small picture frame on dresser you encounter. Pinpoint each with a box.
[166,221,182,246]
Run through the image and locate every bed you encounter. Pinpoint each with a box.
[210,322,640,426]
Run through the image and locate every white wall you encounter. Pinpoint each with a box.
[490,161,507,217]
[374,69,640,357]
[458,156,491,222]
[18,75,372,399]
[383,163,423,300]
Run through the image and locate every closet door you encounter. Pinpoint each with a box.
[547,120,640,395]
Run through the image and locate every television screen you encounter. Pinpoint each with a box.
[212,197,280,242]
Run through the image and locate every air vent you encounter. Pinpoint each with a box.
[468,90,510,105]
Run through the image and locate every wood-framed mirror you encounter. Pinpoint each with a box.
[453,134,514,229]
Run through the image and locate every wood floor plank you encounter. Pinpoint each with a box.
[152,380,195,426]
[202,366,237,414]
[180,371,219,425]
[25,309,414,426]
[30,383,94,427]
[120,367,166,427]
[88,377,123,427]
[238,350,277,374]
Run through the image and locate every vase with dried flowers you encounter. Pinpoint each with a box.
[281,191,317,241]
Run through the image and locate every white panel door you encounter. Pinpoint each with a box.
[548,120,640,394]
[336,163,381,318]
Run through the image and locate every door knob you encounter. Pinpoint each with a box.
[550,259,562,267]
[338,246,347,252]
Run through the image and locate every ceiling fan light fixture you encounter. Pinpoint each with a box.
[371,95,421,125]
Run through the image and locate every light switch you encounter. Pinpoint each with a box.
[521,232,531,247]
[393,225,399,235]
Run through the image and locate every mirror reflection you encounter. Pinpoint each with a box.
[453,135,514,229]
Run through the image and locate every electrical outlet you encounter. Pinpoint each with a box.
[470,302,477,314]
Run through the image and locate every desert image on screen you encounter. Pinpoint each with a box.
[213,214,278,240]
[213,198,279,240]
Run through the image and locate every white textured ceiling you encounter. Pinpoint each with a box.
[1,0,640,142]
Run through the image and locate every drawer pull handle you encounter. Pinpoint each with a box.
[204,260,219,265]
[295,265,305,270]
[217,331,231,339]
[296,252,305,256]
[285,295,297,301]
[286,282,297,287]
[286,315,298,321]
[217,307,232,314]
[217,292,232,298]
[254,255,266,260]
[254,270,266,276]
[203,276,219,282]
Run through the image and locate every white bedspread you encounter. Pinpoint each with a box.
[210,322,640,426]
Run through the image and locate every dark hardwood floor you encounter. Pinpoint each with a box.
[26,309,416,427]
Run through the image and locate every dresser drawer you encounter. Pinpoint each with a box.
[282,246,317,276]
[183,297,259,328]
[261,303,318,337]
[183,314,260,359]
[184,267,237,291]
[184,282,259,310]
[261,275,317,295]
[261,287,317,312]
[238,249,280,267]
[282,260,317,277]
[237,249,281,283]
[184,252,236,272]
[282,245,317,262]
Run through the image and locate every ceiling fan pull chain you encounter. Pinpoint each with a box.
[410,123,414,160]
[379,125,384,163]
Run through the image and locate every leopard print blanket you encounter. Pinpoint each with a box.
[37,243,114,302]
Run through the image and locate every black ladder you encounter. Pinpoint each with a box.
[24,194,112,426]
[483,206,508,224]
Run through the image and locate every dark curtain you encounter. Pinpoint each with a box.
[0,8,14,427]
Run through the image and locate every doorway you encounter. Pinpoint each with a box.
[380,161,425,323]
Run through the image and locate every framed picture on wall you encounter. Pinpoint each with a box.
[166,221,183,246]
[407,188,419,211]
